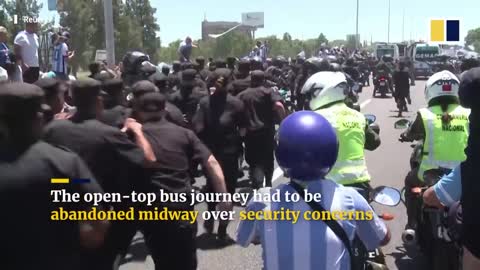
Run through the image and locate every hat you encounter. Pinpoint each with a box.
[238,60,250,72]
[135,92,166,112]
[180,69,197,88]
[61,31,70,40]
[213,68,232,80]
[35,78,64,98]
[0,26,7,34]
[131,80,158,98]
[71,79,106,106]
[102,78,124,96]
[215,59,227,68]
[0,83,44,118]
[251,70,265,82]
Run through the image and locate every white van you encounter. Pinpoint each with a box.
[374,43,400,61]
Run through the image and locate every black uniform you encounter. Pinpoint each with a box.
[42,79,145,270]
[100,78,129,129]
[458,67,480,258]
[0,142,104,270]
[193,89,247,198]
[0,83,104,270]
[169,69,208,129]
[237,71,282,188]
[141,114,211,270]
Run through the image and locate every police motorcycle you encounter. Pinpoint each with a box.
[373,56,394,98]
[394,119,462,270]
[347,186,400,270]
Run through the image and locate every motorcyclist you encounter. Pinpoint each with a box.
[374,55,394,92]
[399,70,470,232]
[342,58,360,82]
[301,72,380,192]
[358,60,370,86]
[236,111,390,270]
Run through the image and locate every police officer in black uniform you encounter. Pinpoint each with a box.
[169,69,208,129]
[42,78,155,270]
[34,78,67,123]
[132,91,232,270]
[193,68,247,240]
[228,59,251,96]
[99,78,129,129]
[237,71,286,188]
[0,83,108,270]
[130,80,186,127]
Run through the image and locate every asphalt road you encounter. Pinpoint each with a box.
[120,80,429,270]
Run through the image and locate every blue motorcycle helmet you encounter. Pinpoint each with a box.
[275,111,339,181]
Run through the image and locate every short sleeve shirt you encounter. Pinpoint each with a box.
[236,180,387,270]
[142,119,211,208]
[0,141,103,270]
[237,86,282,133]
[433,165,461,207]
[14,30,39,67]
[43,117,145,194]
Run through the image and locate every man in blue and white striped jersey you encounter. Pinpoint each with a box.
[52,32,74,80]
[236,111,390,270]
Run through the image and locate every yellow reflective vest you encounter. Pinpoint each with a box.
[417,104,470,181]
[316,103,370,185]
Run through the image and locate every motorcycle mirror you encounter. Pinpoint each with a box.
[372,186,401,206]
[365,114,376,125]
[394,119,410,129]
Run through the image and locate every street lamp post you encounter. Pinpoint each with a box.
[387,0,391,43]
[103,0,115,67]
[356,0,359,49]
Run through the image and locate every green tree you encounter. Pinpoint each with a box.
[125,0,160,62]
[60,0,96,74]
[318,33,328,45]
[465,27,480,53]
[0,0,42,41]
[115,3,143,63]
[283,32,292,43]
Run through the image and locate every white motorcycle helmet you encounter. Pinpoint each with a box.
[425,70,460,104]
[301,71,348,110]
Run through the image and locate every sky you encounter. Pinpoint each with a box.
[38,0,479,46]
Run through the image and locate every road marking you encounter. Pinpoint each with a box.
[360,99,372,109]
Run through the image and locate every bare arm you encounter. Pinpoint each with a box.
[423,187,444,209]
[203,155,227,194]
[122,118,156,166]
[79,218,110,249]
[273,101,286,121]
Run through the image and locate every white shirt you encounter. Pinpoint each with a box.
[14,30,39,67]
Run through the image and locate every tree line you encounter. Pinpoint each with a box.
[2,0,479,72]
